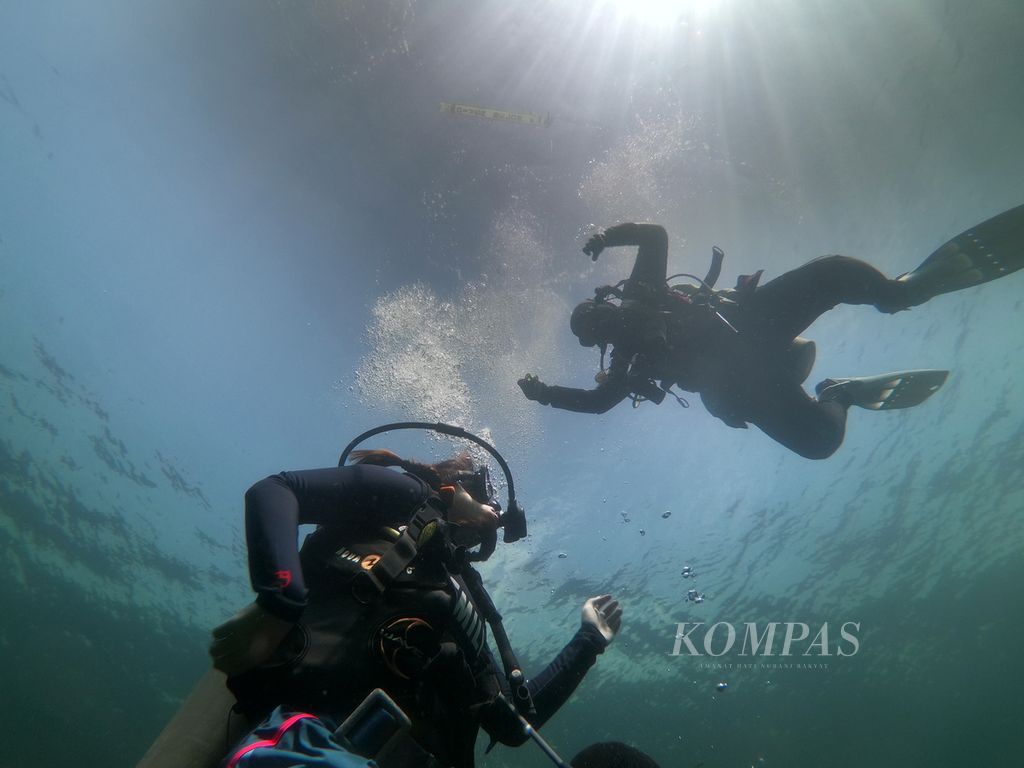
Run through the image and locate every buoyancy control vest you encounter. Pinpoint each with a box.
[227,523,494,728]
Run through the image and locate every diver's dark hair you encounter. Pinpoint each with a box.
[571,742,661,768]
[348,448,474,489]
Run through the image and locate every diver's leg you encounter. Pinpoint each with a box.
[748,380,848,460]
[742,255,906,341]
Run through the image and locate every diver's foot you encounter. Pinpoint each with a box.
[874,277,926,314]
[815,378,852,407]
[875,250,976,313]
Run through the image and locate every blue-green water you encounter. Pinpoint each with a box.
[2,1,1023,766]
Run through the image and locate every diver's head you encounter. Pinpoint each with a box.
[349,449,499,547]
[431,457,500,547]
[349,449,494,502]
[571,742,661,768]
[450,463,498,509]
[570,299,621,347]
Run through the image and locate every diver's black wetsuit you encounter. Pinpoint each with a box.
[229,464,606,768]
[535,223,912,459]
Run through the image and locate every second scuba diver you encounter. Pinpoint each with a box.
[209,425,622,768]
[518,204,1024,459]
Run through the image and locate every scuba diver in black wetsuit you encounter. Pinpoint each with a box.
[518,205,1024,459]
[209,424,622,768]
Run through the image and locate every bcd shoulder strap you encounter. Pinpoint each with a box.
[350,496,447,604]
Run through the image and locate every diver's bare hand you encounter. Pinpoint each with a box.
[209,602,294,677]
[581,594,622,645]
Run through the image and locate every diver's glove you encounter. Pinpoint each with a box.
[517,374,551,405]
[209,602,295,677]
[581,594,622,647]
[582,232,607,261]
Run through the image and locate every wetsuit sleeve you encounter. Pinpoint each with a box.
[540,381,628,413]
[600,223,669,296]
[524,624,607,724]
[245,465,428,621]
[479,624,608,746]
[536,353,629,414]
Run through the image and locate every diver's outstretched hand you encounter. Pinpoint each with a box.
[581,594,622,646]
[517,374,550,404]
[209,602,295,677]
[583,232,607,261]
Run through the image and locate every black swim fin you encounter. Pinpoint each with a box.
[899,203,1024,303]
[816,369,949,410]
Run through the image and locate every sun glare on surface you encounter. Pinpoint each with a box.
[602,0,720,26]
